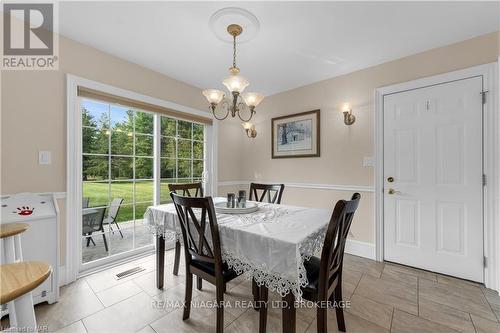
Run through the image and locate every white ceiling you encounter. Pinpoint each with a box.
[59,1,499,96]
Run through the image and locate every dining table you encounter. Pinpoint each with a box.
[143,197,332,333]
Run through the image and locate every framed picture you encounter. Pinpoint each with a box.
[271,109,320,158]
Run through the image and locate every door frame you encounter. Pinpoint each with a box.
[374,62,499,291]
[66,74,217,283]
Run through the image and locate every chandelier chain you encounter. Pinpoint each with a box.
[233,35,237,68]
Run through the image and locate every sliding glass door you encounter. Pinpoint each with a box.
[159,116,205,204]
[80,98,205,268]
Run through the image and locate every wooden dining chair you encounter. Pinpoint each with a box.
[249,183,285,204]
[168,182,204,288]
[258,193,361,333]
[170,192,241,333]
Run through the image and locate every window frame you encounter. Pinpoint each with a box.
[67,75,216,280]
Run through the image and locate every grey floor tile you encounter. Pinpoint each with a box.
[96,280,142,307]
[54,320,88,333]
[343,254,385,278]
[391,309,458,333]
[419,278,497,321]
[418,297,475,333]
[471,314,500,333]
[481,288,500,321]
[354,274,418,315]
[226,307,310,333]
[347,294,393,329]
[383,262,437,282]
[437,274,483,289]
[132,269,183,297]
[135,325,157,333]
[35,279,104,332]
[149,304,236,333]
[82,292,167,333]
[306,310,388,333]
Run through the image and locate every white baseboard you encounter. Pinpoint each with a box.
[344,239,376,260]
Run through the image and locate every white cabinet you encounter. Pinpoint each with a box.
[1,193,60,304]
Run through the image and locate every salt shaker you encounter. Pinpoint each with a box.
[227,193,235,208]
[238,190,247,208]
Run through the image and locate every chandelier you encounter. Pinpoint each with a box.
[202,24,264,122]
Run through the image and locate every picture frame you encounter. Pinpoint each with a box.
[271,109,320,158]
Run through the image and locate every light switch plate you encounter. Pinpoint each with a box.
[363,156,375,167]
[39,151,51,165]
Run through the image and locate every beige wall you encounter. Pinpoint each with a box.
[228,31,499,244]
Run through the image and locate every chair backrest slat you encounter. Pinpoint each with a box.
[249,183,285,204]
[169,182,204,198]
[318,193,361,296]
[171,193,222,269]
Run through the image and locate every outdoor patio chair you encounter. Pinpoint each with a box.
[82,197,90,209]
[103,198,124,238]
[82,207,108,252]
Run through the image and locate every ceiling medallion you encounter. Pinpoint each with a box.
[202,22,264,122]
[208,7,260,44]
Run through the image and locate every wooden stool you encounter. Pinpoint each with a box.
[0,223,29,327]
[1,261,51,332]
[0,223,29,263]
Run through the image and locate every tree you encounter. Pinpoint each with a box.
[280,123,288,145]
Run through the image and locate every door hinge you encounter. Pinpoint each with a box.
[484,256,488,268]
[483,174,487,186]
[481,90,489,105]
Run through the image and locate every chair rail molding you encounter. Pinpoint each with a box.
[1,192,66,199]
[217,180,375,193]
[375,62,499,292]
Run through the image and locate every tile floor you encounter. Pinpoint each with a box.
[2,250,500,333]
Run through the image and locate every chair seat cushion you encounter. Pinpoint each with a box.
[303,256,321,291]
[190,258,239,281]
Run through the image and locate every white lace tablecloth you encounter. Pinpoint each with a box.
[143,197,331,299]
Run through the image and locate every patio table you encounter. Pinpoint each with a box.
[143,197,331,333]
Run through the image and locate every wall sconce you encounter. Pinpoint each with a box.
[341,102,356,125]
[242,122,257,138]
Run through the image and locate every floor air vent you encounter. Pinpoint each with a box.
[115,266,145,280]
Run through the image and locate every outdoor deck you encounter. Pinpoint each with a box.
[82,220,153,263]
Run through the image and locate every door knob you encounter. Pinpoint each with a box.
[388,188,401,195]
[387,177,394,183]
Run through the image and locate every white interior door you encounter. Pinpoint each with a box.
[383,76,484,282]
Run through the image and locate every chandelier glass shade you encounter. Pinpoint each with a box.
[202,89,225,104]
[202,24,263,122]
[222,73,249,94]
[241,92,264,108]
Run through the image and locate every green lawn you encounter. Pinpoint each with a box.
[83,180,193,222]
